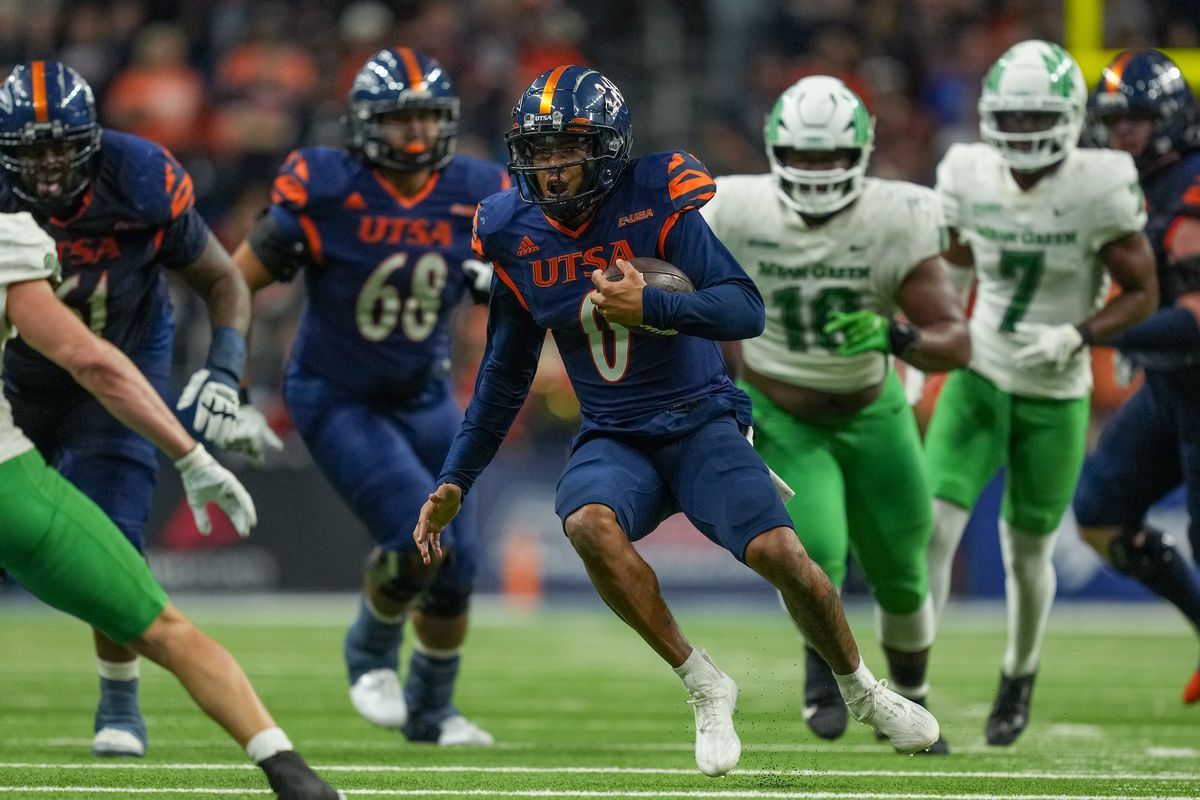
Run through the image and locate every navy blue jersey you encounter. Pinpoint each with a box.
[260,148,509,402]
[2,129,208,392]
[1132,149,1200,368]
[438,151,765,493]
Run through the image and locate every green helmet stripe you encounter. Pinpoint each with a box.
[1041,43,1075,98]
[985,58,1006,93]
[849,93,870,145]
[765,95,785,145]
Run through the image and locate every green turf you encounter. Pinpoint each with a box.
[1,596,1198,798]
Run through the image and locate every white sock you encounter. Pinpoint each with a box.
[928,499,971,624]
[673,647,722,690]
[97,658,139,681]
[832,658,876,701]
[875,595,936,653]
[999,521,1057,677]
[245,726,293,764]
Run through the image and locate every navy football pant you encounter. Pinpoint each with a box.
[284,367,477,596]
[1075,369,1200,560]
[555,413,794,562]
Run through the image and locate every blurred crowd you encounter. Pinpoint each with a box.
[3,0,1196,443]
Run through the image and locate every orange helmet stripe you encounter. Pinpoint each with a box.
[539,66,570,115]
[397,47,426,91]
[1103,51,1135,93]
[30,60,48,123]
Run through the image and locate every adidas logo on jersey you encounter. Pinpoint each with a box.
[344,192,368,210]
[517,236,540,256]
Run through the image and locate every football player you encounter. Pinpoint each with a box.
[232,49,506,746]
[0,211,342,800]
[701,75,970,752]
[414,65,941,777]
[0,60,253,757]
[924,40,1158,745]
[1076,49,1200,704]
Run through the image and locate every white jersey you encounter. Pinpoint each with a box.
[702,175,944,392]
[937,143,1146,398]
[0,212,61,464]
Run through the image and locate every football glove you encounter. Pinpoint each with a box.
[224,402,284,466]
[462,258,493,304]
[823,310,889,357]
[173,443,257,537]
[744,426,795,503]
[177,327,246,448]
[1011,322,1084,371]
[1113,350,1137,388]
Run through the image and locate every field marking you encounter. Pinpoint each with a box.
[3,788,1199,799]
[2,763,1199,782]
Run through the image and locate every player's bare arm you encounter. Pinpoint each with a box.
[1086,231,1158,342]
[894,255,971,372]
[414,483,463,564]
[589,259,646,328]
[177,233,253,333]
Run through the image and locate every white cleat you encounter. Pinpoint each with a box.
[349,669,407,728]
[437,714,495,746]
[684,665,741,777]
[91,727,145,758]
[846,680,940,754]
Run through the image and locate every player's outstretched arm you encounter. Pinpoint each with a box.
[175,234,253,450]
[7,279,257,536]
[414,483,463,565]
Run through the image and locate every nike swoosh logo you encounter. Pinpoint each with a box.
[849,244,869,252]
[1052,206,1074,216]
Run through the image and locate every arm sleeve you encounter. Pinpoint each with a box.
[436,281,545,493]
[247,208,311,282]
[640,209,765,340]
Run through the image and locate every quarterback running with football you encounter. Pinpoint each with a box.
[414,65,940,777]
[924,40,1157,745]
[701,75,970,751]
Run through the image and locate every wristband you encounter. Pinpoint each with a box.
[206,326,247,384]
[887,319,921,359]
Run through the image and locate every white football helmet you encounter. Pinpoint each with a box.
[978,40,1087,172]
[764,75,874,217]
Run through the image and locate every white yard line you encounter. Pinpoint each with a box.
[1,763,1198,782]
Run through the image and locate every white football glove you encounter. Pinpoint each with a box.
[902,366,926,406]
[1011,322,1084,371]
[174,443,257,537]
[462,258,493,303]
[177,368,240,447]
[224,404,284,466]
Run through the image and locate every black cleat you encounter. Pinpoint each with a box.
[259,751,345,800]
[986,671,1035,746]
[803,647,847,740]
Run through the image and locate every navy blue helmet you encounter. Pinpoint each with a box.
[506,65,632,221]
[1088,49,1196,172]
[346,48,459,172]
[0,60,102,213]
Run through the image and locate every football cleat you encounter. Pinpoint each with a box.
[846,680,940,754]
[681,651,741,777]
[91,726,146,758]
[803,647,848,740]
[986,671,1035,745]
[349,668,407,728]
[259,751,346,800]
[437,714,495,746]
[1183,667,1200,704]
[872,696,951,755]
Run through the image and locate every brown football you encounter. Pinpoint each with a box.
[603,256,695,294]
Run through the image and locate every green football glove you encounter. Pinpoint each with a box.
[823,310,890,357]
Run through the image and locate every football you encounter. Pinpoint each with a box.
[604,256,695,294]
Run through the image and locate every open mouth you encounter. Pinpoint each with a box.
[544,174,569,197]
[35,176,66,198]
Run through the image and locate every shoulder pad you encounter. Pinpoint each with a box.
[105,131,196,224]
[270,147,357,214]
[0,212,59,286]
[634,151,716,212]
[472,189,519,238]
